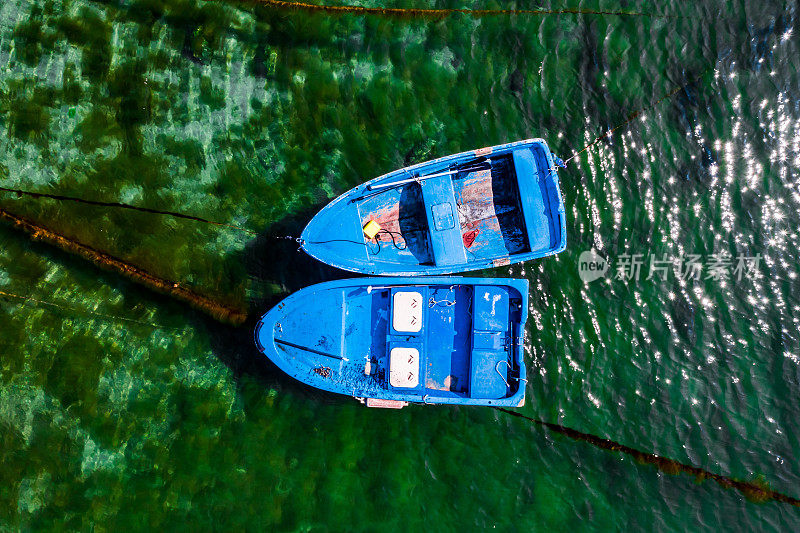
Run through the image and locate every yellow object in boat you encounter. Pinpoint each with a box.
[362,220,381,239]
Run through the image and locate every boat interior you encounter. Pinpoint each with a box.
[355,145,562,269]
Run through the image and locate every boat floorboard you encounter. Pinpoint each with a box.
[357,183,434,265]
[454,157,528,259]
[424,285,472,394]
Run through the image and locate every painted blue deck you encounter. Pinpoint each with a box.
[254,277,529,407]
[420,174,468,267]
[300,138,567,275]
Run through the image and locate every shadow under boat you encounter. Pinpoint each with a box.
[205,204,356,407]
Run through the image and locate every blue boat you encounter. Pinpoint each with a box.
[254,277,529,408]
[300,139,566,275]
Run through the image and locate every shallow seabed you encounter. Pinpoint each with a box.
[1,0,800,530]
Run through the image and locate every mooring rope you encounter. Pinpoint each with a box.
[247,0,679,19]
[0,186,256,235]
[560,62,719,167]
[0,206,249,326]
[494,407,800,507]
[0,289,184,330]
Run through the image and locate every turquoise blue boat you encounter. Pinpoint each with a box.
[300,139,566,275]
[254,277,529,408]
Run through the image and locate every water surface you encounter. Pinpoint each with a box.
[1,0,799,529]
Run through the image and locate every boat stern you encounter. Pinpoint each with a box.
[512,141,567,258]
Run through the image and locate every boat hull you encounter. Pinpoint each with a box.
[301,139,567,275]
[255,277,529,407]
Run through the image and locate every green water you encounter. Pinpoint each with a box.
[1,0,799,529]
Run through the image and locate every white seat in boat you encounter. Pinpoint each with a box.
[392,291,423,333]
[390,347,419,388]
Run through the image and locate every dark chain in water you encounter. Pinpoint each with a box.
[249,0,679,19]
[494,407,800,507]
[0,186,321,245]
[0,186,257,235]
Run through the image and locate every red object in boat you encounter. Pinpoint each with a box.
[463,228,480,248]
